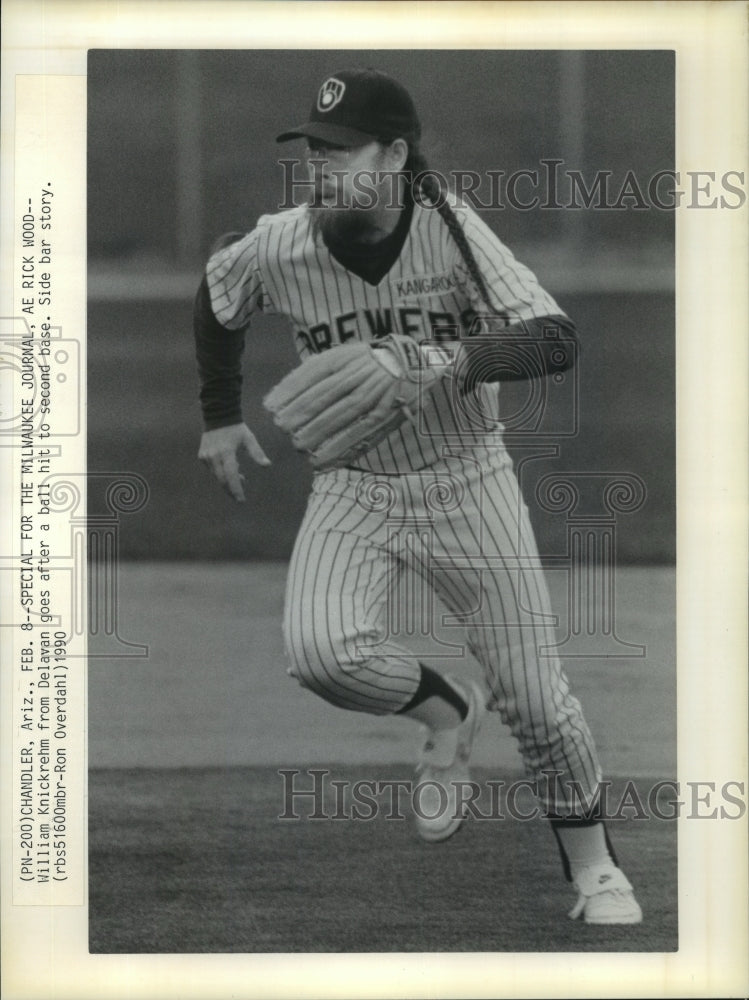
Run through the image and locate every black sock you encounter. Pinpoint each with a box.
[397,666,468,720]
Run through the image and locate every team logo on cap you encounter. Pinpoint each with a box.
[317,77,346,112]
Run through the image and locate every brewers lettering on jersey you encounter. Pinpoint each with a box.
[194,68,643,926]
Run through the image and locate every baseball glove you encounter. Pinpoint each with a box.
[263,334,450,470]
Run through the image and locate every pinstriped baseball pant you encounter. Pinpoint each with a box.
[283,450,602,814]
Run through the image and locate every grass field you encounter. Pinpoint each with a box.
[88,562,676,954]
[89,767,677,953]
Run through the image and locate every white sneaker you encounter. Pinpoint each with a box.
[569,863,643,924]
[414,677,486,843]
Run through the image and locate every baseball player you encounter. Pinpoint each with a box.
[195,68,642,925]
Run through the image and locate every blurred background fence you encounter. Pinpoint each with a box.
[87,49,674,562]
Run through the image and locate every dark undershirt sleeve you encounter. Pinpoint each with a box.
[193,274,247,430]
[460,314,580,388]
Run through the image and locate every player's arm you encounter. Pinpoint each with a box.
[458,313,579,390]
[451,204,580,385]
[194,270,270,503]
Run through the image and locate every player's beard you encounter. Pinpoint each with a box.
[309,202,384,246]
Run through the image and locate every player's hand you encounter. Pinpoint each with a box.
[198,422,271,503]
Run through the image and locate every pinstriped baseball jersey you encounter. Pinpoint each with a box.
[199,181,605,815]
[205,196,564,473]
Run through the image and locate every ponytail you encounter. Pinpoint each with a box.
[406,148,504,320]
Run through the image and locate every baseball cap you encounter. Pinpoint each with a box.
[276,68,421,147]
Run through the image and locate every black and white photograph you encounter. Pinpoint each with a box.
[86,47,677,951]
[2,3,747,999]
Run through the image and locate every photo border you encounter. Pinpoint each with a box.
[1,2,747,998]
